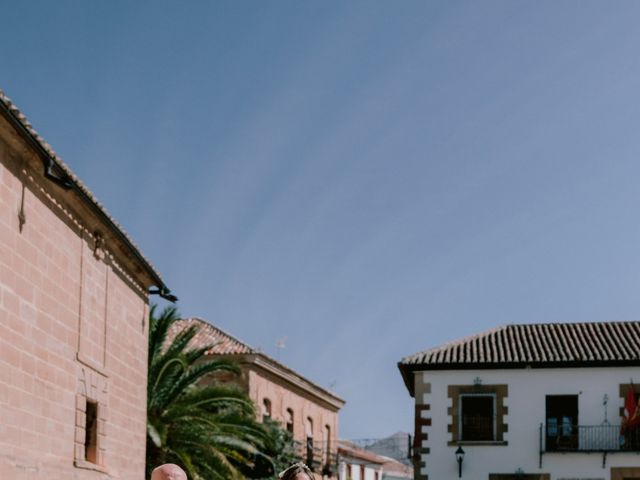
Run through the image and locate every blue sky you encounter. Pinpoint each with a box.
[3,1,640,438]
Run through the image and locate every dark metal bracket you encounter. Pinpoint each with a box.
[44,158,73,189]
[149,287,178,303]
[18,183,26,232]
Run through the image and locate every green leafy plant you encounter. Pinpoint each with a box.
[146,305,271,480]
[257,419,301,479]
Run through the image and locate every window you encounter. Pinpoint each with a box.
[85,400,99,463]
[74,368,108,472]
[360,464,365,480]
[620,384,640,451]
[459,394,496,441]
[324,424,331,464]
[447,384,508,445]
[262,398,271,423]
[286,408,294,434]
[545,395,578,450]
[306,417,314,467]
[347,464,352,480]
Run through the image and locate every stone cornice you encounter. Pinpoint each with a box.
[246,353,345,412]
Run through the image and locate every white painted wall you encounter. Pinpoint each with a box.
[415,366,640,480]
[339,460,383,480]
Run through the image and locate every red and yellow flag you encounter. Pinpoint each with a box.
[622,384,640,432]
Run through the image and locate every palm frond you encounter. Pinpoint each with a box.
[146,305,275,480]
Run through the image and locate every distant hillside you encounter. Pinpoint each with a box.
[349,432,412,466]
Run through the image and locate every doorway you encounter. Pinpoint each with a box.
[545,395,578,450]
[611,467,640,480]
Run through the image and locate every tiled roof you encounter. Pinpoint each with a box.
[0,89,169,294]
[401,321,640,367]
[380,458,413,477]
[172,318,255,355]
[173,318,345,407]
[399,321,640,395]
[337,441,387,465]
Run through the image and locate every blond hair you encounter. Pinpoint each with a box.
[278,462,313,480]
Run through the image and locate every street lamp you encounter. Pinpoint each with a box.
[455,446,465,478]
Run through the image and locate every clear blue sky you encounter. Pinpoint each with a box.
[3,1,640,438]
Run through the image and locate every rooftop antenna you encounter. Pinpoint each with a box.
[275,336,287,361]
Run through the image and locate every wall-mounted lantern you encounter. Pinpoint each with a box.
[455,446,465,478]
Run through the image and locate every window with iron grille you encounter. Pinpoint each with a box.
[459,394,496,441]
[448,384,508,445]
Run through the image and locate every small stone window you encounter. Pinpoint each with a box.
[286,408,294,434]
[75,366,108,472]
[85,400,99,463]
[448,384,508,445]
[262,398,272,422]
[459,394,495,441]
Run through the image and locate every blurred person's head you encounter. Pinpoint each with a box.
[150,463,188,480]
[279,462,313,480]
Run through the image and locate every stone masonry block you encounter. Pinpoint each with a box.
[76,394,86,413]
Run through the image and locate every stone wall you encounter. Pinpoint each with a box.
[0,123,150,479]
[248,366,339,447]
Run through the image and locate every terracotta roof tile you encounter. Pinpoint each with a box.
[0,89,166,290]
[170,318,345,408]
[401,321,640,367]
[337,441,387,465]
[380,458,413,477]
[171,318,255,355]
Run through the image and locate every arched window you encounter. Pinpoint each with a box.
[306,417,314,438]
[286,408,294,434]
[324,424,331,464]
[262,398,272,422]
[305,417,314,466]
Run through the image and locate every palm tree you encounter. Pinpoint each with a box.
[146,305,271,480]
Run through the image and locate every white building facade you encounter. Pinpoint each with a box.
[398,322,640,480]
[338,441,385,480]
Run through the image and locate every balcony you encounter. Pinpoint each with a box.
[293,440,339,476]
[539,424,640,468]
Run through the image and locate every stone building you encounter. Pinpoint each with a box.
[174,318,346,477]
[0,91,174,479]
[398,321,640,480]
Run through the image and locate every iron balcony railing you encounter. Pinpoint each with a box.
[541,423,640,452]
[293,440,339,476]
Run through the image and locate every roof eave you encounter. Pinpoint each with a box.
[0,94,175,301]
[397,361,416,398]
[399,358,640,373]
[251,353,346,410]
